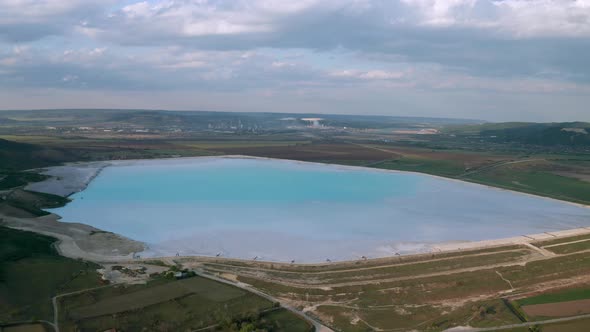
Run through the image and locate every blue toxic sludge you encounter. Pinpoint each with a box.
[48,157,590,262]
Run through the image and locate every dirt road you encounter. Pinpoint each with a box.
[192,269,334,332]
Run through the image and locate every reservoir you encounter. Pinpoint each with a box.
[48,157,590,262]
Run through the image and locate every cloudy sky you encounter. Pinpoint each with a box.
[1,0,589,121]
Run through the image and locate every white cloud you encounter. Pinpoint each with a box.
[62,74,78,82]
[115,0,326,37]
[331,69,407,80]
[399,0,590,37]
[1,0,590,121]
[0,0,111,23]
[496,0,590,37]
[271,61,295,68]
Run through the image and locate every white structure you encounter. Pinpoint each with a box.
[301,118,324,128]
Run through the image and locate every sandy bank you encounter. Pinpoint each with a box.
[130,227,590,267]
[0,212,144,262]
[431,227,590,253]
[25,162,110,197]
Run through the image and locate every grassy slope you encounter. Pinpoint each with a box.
[1,190,70,218]
[373,157,590,205]
[0,226,312,331]
[373,157,465,177]
[0,139,76,171]
[547,240,590,254]
[445,122,590,146]
[466,169,590,204]
[0,227,101,323]
[0,172,47,190]
[59,276,312,331]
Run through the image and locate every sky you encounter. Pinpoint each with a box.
[1,0,589,121]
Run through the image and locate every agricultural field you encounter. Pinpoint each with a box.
[0,227,101,324]
[1,323,51,332]
[0,226,313,332]
[541,317,590,332]
[58,275,312,332]
[515,287,590,320]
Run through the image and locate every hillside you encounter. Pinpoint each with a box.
[448,122,590,147]
[0,139,74,170]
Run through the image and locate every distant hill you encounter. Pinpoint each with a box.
[0,109,482,130]
[0,139,74,170]
[0,117,19,125]
[448,122,590,147]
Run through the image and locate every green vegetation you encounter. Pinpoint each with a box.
[0,138,75,171]
[0,225,312,331]
[2,323,50,332]
[0,227,101,323]
[0,171,47,190]
[374,157,465,176]
[503,299,529,322]
[260,309,314,332]
[546,240,590,254]
[446,121,590,147]
[542,317,590,332]
[466,169,590,204]
[0,189,70,217]
[203,246,590,331]
[204,250,530,285]
[535,234,590,247]
[58,276,310,331]
[517,288,590,307]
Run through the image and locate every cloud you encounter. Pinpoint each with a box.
[331,69,407,80]
[0,0,110,41]
[0,0,589,121]
[55,0,584,83]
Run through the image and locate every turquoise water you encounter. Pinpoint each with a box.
[49,157,590,262]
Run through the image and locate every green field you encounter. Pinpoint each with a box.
[0,172,47,190]
[542,317,590,332]
[59,276,311,331]
[68,276,246,319]
[517,288,590,307]
[0,227,101,323]
[374,157,466,177]
[545,240,590,255]
[1,190,70,218]
[466,169,590,204]
[535,234,590,247]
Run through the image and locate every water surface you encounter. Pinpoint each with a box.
[48,157,590,262]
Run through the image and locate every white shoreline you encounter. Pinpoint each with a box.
[19,155,590,264]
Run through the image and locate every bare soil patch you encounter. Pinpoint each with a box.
[523,299,590,317]
[2,324,47,332]
[218,143,396,161]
